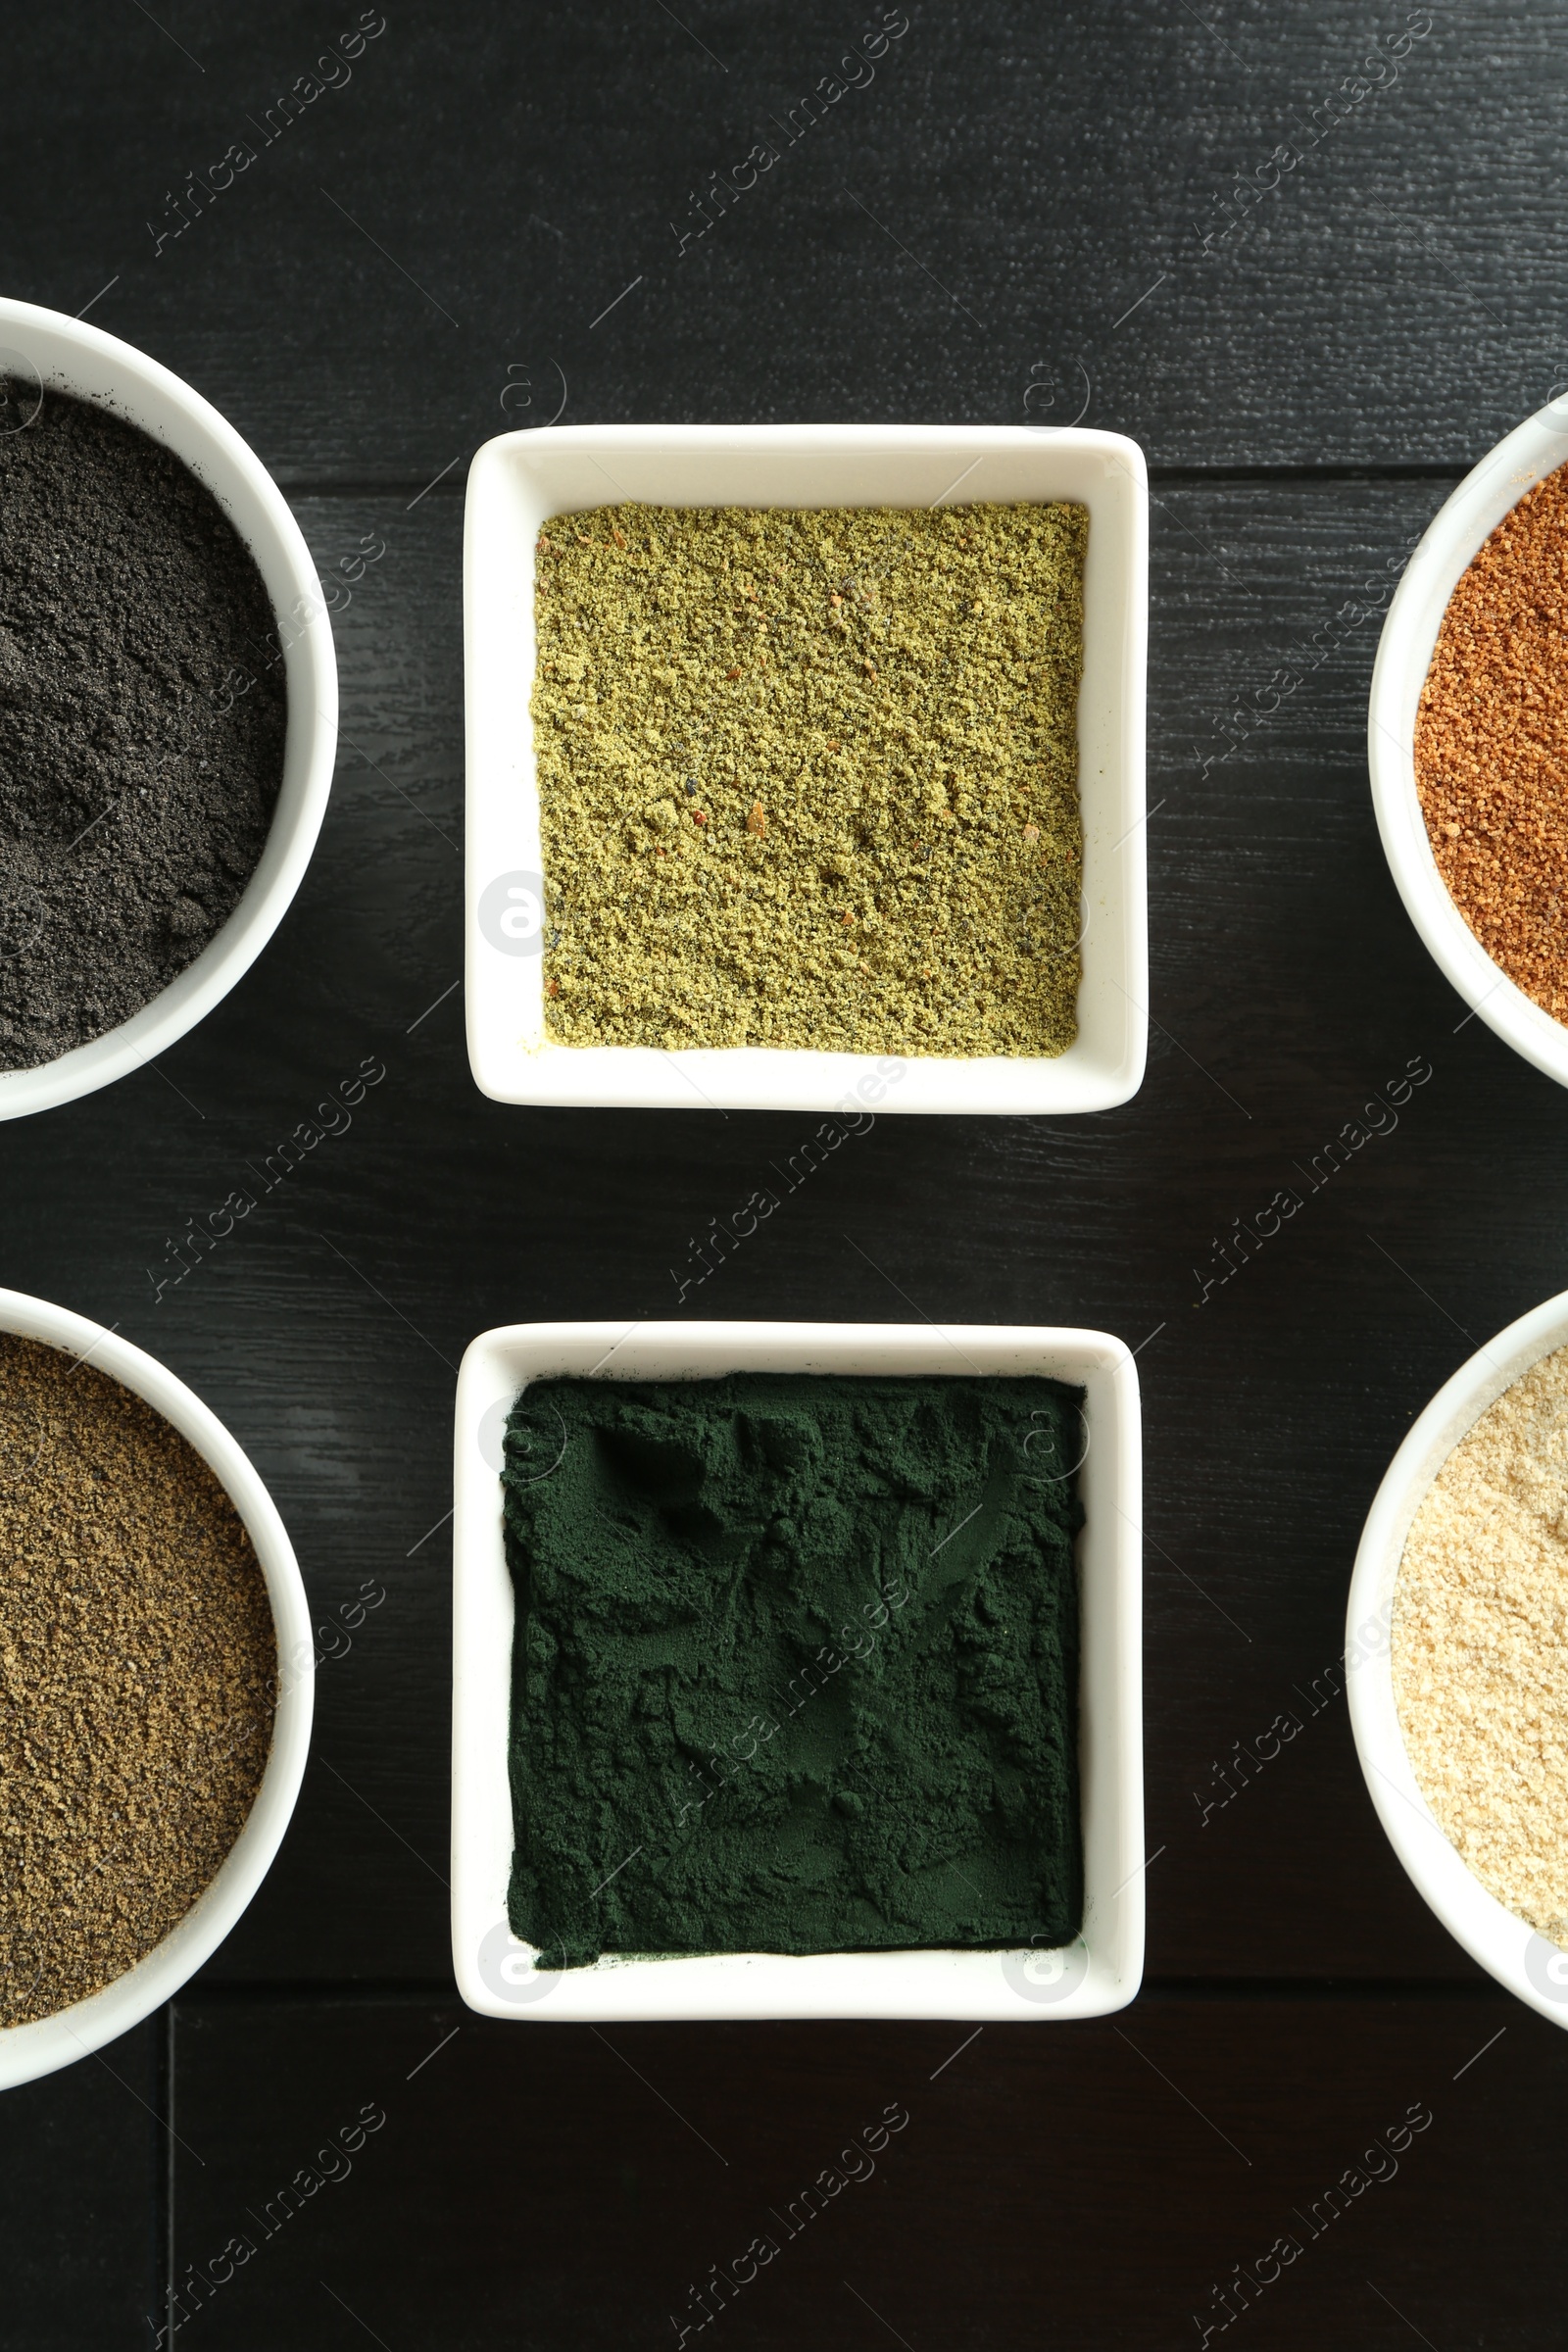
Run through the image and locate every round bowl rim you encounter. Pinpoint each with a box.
[1347,1284,1568,2029]
[0,1287,313,2089]
[1367,401,1568,1089]
[0,295,336,1122]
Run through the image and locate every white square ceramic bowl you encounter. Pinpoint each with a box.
[450,1320,1144,2022]
[464,424,1148,1114]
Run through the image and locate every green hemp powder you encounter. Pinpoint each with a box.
[530,501,1086,1057]
[501,1372,1084,1967]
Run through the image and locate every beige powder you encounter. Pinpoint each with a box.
[1393,1342,1568,1943]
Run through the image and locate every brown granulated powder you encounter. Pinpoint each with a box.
[1414,462,1568,1021]
[1393,1343,1568,1944]
[0,1334,275,2026]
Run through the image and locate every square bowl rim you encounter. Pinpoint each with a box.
[463,422,1149,1115]
[451,1316,1145,2022]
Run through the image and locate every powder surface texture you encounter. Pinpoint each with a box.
[530,501,1085,1057]
[0,1334,276,2025]
[1414,460,1568,1022]
[1393,1341,1568,1943]
[0,379,287,1071]
[502,1372,1084,1967]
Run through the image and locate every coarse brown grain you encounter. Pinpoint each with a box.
[0,1334,275,2027]
[1393,1342,1568,1944]
[1414,461,1568,1021]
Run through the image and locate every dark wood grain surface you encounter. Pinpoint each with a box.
[4,2,1568,2343]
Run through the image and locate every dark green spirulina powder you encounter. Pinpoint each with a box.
[502,1371,1084,1967]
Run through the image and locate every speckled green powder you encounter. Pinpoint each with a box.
[502,1372,1084,1966]
[530,501,1086,1056]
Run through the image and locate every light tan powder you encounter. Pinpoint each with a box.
[1393,1342,1568,1943]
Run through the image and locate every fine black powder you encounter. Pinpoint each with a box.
[0,378,287,1070]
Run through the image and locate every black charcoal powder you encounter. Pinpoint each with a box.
[0,377,287,1070]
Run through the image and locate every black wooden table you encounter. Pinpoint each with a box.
[4,3,1567,2343]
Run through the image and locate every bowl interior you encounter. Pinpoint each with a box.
[0,299,336,1122]
[465,426,1148,1113]
[1348,1286,1568,2029]
[451,1320,1144,2021]
[0,1289,313,2089]
[1368,402,1568,1089]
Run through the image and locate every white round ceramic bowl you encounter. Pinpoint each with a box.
[1368,398,1568,1090]
[0,297,337,1121]
[1348,1286,1568,2030]
[0,1288,313,2090]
